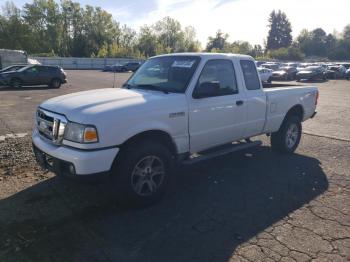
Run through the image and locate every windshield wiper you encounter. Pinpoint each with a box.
[136,84,169,94]
[122,83,134,89]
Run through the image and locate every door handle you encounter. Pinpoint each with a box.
[236,100,244,106]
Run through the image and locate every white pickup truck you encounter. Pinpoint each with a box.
[32,53,318,206]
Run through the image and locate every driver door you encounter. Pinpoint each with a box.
[23,66,40,85]
[189,59,247,153]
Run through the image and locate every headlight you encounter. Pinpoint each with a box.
[64,122,98,143]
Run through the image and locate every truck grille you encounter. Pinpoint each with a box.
[36,109,67,144]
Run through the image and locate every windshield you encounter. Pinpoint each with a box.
[126,56,200,93]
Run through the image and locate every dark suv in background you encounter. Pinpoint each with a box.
[0,64,27,73]
[103,62,141,72]
[296,66,327,81]
[0,65,67,88]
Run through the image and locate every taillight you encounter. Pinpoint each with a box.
[315,91,319,105]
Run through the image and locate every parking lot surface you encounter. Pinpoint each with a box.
[0,71,349,261]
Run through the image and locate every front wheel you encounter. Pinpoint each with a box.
[50,79,61,88]
[110,141,173,206]
[271,116,302,154]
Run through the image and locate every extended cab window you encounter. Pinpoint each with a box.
[194,59,238,98]
[240,60,261,90]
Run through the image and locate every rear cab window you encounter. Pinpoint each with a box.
[240,60,261,90]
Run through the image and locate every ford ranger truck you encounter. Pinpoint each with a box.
[32,53,318,206]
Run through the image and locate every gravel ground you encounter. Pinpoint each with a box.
[0,72,350,261]
[0,134,349,262]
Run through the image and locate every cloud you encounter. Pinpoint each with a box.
[10,0,350,46]
[128,0,350,46]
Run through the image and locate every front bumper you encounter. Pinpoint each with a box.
[32,129,119,177]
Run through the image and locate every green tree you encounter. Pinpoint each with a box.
[251,44,264,58]
[183,26,201,52]
[137,25,157,57]
[343,24,350,40]
[268,47,304,61]
[154,17,184,52]
[206,30,228,51]
[266,10,292,50]
[0,1,30,50]
[297,28,335,58]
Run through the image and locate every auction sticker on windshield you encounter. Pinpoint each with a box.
[171,60,196,68]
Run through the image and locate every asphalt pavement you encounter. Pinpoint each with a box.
[0,71,349,262]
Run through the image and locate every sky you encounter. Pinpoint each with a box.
[9,0,350,47]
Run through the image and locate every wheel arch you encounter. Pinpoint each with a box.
[285,104,304,121]
[119,129,178,157]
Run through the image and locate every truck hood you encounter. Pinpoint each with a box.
[40,88,184,123]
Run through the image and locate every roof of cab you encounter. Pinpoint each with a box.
[151,52,254,60]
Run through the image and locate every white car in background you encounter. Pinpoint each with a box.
[258,67,273,83]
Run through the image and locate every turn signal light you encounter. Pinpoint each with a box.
[84,127,98,143]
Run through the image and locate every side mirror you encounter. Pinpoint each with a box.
[193,81,220,99]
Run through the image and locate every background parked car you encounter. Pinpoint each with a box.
[296,66,327,81]
[271,66,298,81]
[261,63,280,71]
[103,62,141,72]
[256,61,267,67]
[326,65,347,79]
[346,69,350,80]
[281,62,299,68]
[0,64,27,73]
[123,62,141,72]
[103,63,124,72]
[0,65,67,88]
[258,67,273,83]
[337,63,350,70]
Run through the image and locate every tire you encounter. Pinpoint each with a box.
[267,77,272,83]
[271,116,302,154]
[10,78,22,88]
[50,78,61,88]
[110,140,173,207]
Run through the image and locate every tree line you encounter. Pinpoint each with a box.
[205,10,350,61]
[1,1,350,61]
[0,0,200,58]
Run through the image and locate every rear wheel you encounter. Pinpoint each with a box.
[110,141,173,206]
[50,78,61,88]
[10,78,22,88]
[271,116,302,154]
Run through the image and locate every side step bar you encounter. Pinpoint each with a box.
[182,140,262,165]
